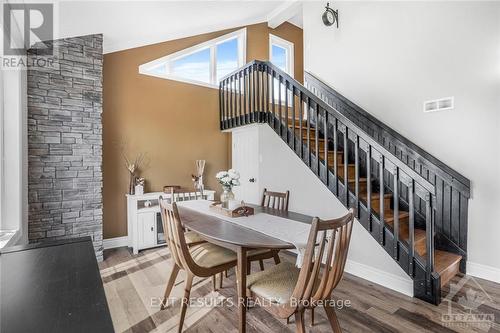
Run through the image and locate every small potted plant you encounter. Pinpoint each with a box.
[215,169,240,208]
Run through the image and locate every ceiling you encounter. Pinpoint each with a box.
[56,1,298,54]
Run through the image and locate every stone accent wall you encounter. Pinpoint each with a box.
[27,34,103,260]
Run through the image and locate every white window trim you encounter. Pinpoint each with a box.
[269,34,294,106]
[139,28,247,89]
[269,34,294,77]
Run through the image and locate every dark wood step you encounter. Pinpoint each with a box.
[360,192,392,212]
[385,217,426,257]
[384,218,461,287]
[435,250,462,288]
[346,178,368,193]
[311,149,344,164]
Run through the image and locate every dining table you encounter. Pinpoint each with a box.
[176,201,314,333]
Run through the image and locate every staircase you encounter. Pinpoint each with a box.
[219,60,470,305]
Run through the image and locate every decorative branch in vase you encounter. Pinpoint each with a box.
[192,160,206,194]
[215,169,240,208]
[123,152,146,195]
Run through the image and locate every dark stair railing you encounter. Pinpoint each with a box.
[219,60,460,305]
[303,72,470,271]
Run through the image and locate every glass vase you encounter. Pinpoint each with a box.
[220,186,235,208]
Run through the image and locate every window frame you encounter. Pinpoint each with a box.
[139,28,247,89]
[269,34,294,77]
[269,34,295,105]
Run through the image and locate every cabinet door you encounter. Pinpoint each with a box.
[138,212,156,249]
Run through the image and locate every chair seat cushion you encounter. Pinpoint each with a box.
[185,231,205,245]
[190,242,237,268]
[246,262,300,304]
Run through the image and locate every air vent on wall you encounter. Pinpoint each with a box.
[423,97,454,113]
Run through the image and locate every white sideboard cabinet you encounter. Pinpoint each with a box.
[126,190,215,254]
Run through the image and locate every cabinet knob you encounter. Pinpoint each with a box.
[151,227,154,232]
[249,178,256,183]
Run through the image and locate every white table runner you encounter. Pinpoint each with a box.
[176,200,311,266]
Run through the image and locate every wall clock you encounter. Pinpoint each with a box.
[322,2,338,28]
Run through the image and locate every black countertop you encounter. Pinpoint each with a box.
[0,237,114,333]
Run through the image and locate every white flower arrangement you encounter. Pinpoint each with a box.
[216,169,241,188]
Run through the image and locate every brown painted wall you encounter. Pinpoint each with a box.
[103,22,303,238]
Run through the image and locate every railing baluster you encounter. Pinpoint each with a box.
[219,83,223,129]
[225,78,229,128]
[315,103,320,175]
[355,135,360,217]
[367,146,372,231]
[243,69,247,124]
[299,91,303,159]
[379,155,385,244]
[256,63,261,121]
[306,97,311,167]
[251,65,255,121]
[344,126,349,204]
[238,72,243,126]
[324,110,328,185]
[292,86,296,152]
[271,70,276,130]
[393,167,399,259]
[408,180,415,275]
[285,80,289,142]
[230,75,234,127]
[425,192,434,293]
[265,66,270,122]
[278,76,282,137]
[333,118,338,196]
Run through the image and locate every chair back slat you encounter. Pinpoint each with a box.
[291,209,354,306]
[170,188,204,202]
[159,197,204,273]
[261,188,290,211]
[302,231,327,301]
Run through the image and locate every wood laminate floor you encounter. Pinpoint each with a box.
[100,247,500,333]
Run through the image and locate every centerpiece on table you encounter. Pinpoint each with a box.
[215,169,240,208]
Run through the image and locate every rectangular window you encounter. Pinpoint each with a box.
[171,48,211,84]
[139,28,246,89]
[216,37,239,83]
[269,34,294,104]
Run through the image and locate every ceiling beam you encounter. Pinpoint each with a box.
[267,1,302,29]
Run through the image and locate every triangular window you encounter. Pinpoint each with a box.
[139,29,246,89]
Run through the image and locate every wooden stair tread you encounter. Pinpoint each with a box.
[435,250,462,287]
[359,192,392,201]
[383,210,409,224]
[289,123,315,130]
[347,178,367,184]
[434,250,462,274]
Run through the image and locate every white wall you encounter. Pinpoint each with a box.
[232,124,413,296]
[303,1,500,279]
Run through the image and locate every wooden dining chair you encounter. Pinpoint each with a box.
[221,188,290,282]
[247,188,290,271]
[158,199,237,332]
[162,190,206,247]
[261,188,290,211]
[170,187,205,202]
[246,209,355,333]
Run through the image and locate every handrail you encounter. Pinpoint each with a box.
[304,71,470,194]
[221,60,435,194]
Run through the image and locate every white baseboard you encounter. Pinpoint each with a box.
[103,236,129,250]
[344,259,414,297]
[467,261,500,284]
